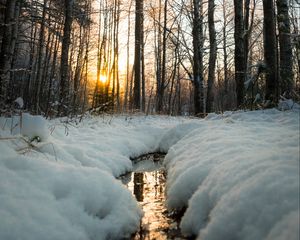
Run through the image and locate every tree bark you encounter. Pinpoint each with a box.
[234,0,245,108]
[157,0,168,113]
[133,0,143,110]
[141,29,145,112]
[206,0,217,113]
[0,0,19,108]
[34,0,47,113]
[123,0,132,112]
[59,0,74,115]
[263,0,278,103]
[192,0,204,116]
[222,0,228,95]
[276,0,293,97]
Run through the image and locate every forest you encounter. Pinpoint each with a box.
[0,0,299,117]
[0,1,299,239]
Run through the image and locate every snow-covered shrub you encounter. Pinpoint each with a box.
[21,113,49,141]
[278,98,300,111]
[0,113,49,142]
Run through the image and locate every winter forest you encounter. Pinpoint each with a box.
[0,0,299,240]
[0,0,299,115]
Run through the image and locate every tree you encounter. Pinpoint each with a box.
[59,0,74,115]
[156,0,168,113]
[276,0,293,97]
[123,0,133,112]
[263,0,277,103]
[33,0,47,113]
[133,0,143,110]
[206,0,217,113]
[192,0,204,116]
[234,0,246,108]
[0,0,20,109]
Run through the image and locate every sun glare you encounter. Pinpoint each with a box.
[100,75,107,83]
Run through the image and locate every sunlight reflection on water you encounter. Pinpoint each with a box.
[121,154,188,240]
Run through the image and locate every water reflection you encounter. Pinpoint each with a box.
[122,154,188,240]
[133,173,144,202]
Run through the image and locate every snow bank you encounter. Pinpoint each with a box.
[48,115,182,176]
[164,109,299,240]
[0,145,142,240]
[0,113,49,141]
[1,110,298,240]
[0,114,182,240]
[158,121,203,152]
[21,113,49,141]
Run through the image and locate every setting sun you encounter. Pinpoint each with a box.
[99,75,107,83]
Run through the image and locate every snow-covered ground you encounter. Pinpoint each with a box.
[0,114,184,240]
[0,108,299,240]
[162,109,300,240]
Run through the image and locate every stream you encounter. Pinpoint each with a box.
[121,153,188,240]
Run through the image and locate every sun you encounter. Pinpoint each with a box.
[99,75,107,83]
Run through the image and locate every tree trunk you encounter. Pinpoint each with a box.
[155,0,162,112]
[0,0,19,108]
[72,25,84,114]
[46,23,60,117]
[234,0,245,108]
[192,0,204,116]
[244,0,250,72]
[263,0,277,103]
[34,0,47,113]
[222,0,228,95]
[141,30,145,112]
[157,0,167,113]
[276,0,293,97]
[133,0,143,110]
[115,0,120,111]
[123,0,132,112]
[59,0,74,115]
[206,0,217,113]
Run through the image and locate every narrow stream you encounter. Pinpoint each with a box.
[121,153,187,240]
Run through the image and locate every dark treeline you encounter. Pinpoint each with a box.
[0,0,92,117]
[0,0,299,117]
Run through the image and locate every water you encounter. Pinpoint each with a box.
[121,153,188,240]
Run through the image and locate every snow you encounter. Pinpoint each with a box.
[163,109,299,240]
[14,97,24,109]
[0,113,49,141]
[0,109,299,240]
[0,114,182,240]
[278,98,300,111]
[0,152,142,240]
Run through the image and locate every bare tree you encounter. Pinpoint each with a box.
[0,0,20,109]
[206,0,217,113]
[234,0,246,108]
[59,0,74,114]
[276,0,293,97]
[263,0,277,103]
[157,0,168,113]
[192,0,204,116]
[133,0,143,110]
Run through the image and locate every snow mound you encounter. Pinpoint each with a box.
[0,145,142,240]
[0,113,49,141]
[278,98,300,111]
[48,115,179,176]
[21,113,49,141]
[158,122,203,152]
[0,114,183,239]
[164,110,299,240]
[265,211,299,240]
